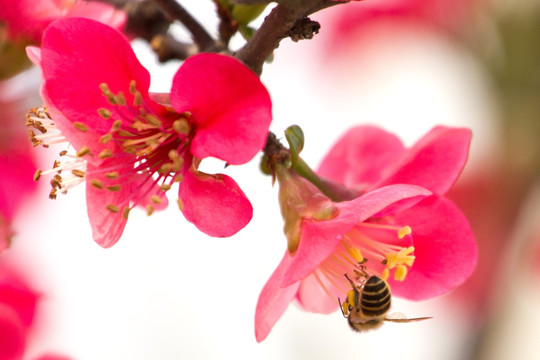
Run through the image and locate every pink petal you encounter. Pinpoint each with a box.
[255,254,299,343]
[0,304,26,360]
[372,126,471,195]
[40,18,152,160]
[388,196,477,300]
[85,161,130,248]
[296,273,340,314]
[170,53,272,165]
[317,125,405,189]
[283,184,432,286]
[0,151,38,219]
[178,169,253,237]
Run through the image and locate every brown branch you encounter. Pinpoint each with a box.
[152,0,218,51]
[234,1,347,75]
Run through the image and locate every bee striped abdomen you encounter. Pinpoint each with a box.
[360,276,391,316]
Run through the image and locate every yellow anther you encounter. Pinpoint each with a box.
[111,120,123,132]
[99,83,111,94]
[173,174,183,183]
[385,253,398,269]
[160,184,172,191]
[133,92,142,107]
[158,163,172,175]
[99,133,113,144]
[129,80,137,94]
[106,185,121,192]
[168,149,179,160]
[348,247,364,263]
[177,198,184,211]
[122,206,130,220]
[90,179,104,189]
[146,204,155,216]
[98,149,113,159]
[150,195,162,204]
[98,108,112,119]
[59,150,68,156]
[172,118,191,135]
[398,226,412,239]
[73,122,88,132]
[106,204,119,213]
[105,171,119,179]
[145,114,162,127]
[33,169,42,181]
[381,267,390,281]
[71,169,85,178]
[394,265,408,281]
[76,146,91,157]
[115,92,126,106]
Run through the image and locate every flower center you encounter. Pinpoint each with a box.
[27,81,195,217]
[311,221,415,303]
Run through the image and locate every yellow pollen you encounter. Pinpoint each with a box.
[71,169,85,178]
[98,149,113,159]
[394,265,408,281]
[177,198,184,211]
[33,169,42,181]
[381,267,390,281]
[146,204,155,216]
[106,185,121,192]
[347,247,364,263]
[398,226,412,239]
[100,83,117,105]
[98,108,112,119]
[99,133,113,144]
[106,204,119,213]
[150,195,162,204]
[90,179,104,189]
[172,119,191,135]
[73,122,88,132]
[105,171,119,179]
[122,206,131,219]
[173,174,183,183]
[76,146,91,157]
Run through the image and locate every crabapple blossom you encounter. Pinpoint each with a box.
[255,125,476,341]
[26,18,272,248]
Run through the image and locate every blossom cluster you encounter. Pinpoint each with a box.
[0,0,479,353]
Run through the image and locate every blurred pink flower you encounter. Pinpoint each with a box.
[0,0,125,79]
[255,125,477,341]
[319,0,484,60]
[27,18,272,248]
[0,87,39,253]
[0,260,72,360]
[0,0,125,43]
[0,261,39,360]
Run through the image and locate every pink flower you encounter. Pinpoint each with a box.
[255,125,477,341]
[0,261,39,360]
[0,0,126,43]
[26,18,272,248]
[0,260,72,360]
[0,0,125,79]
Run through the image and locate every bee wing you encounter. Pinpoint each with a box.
[384,312,433,323]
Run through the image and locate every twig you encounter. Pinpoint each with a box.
[235,1,347,75]
[153,0,217,51]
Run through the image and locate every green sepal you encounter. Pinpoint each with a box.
[285,125,305,169]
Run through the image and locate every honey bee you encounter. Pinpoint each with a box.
[339,274,432,332]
